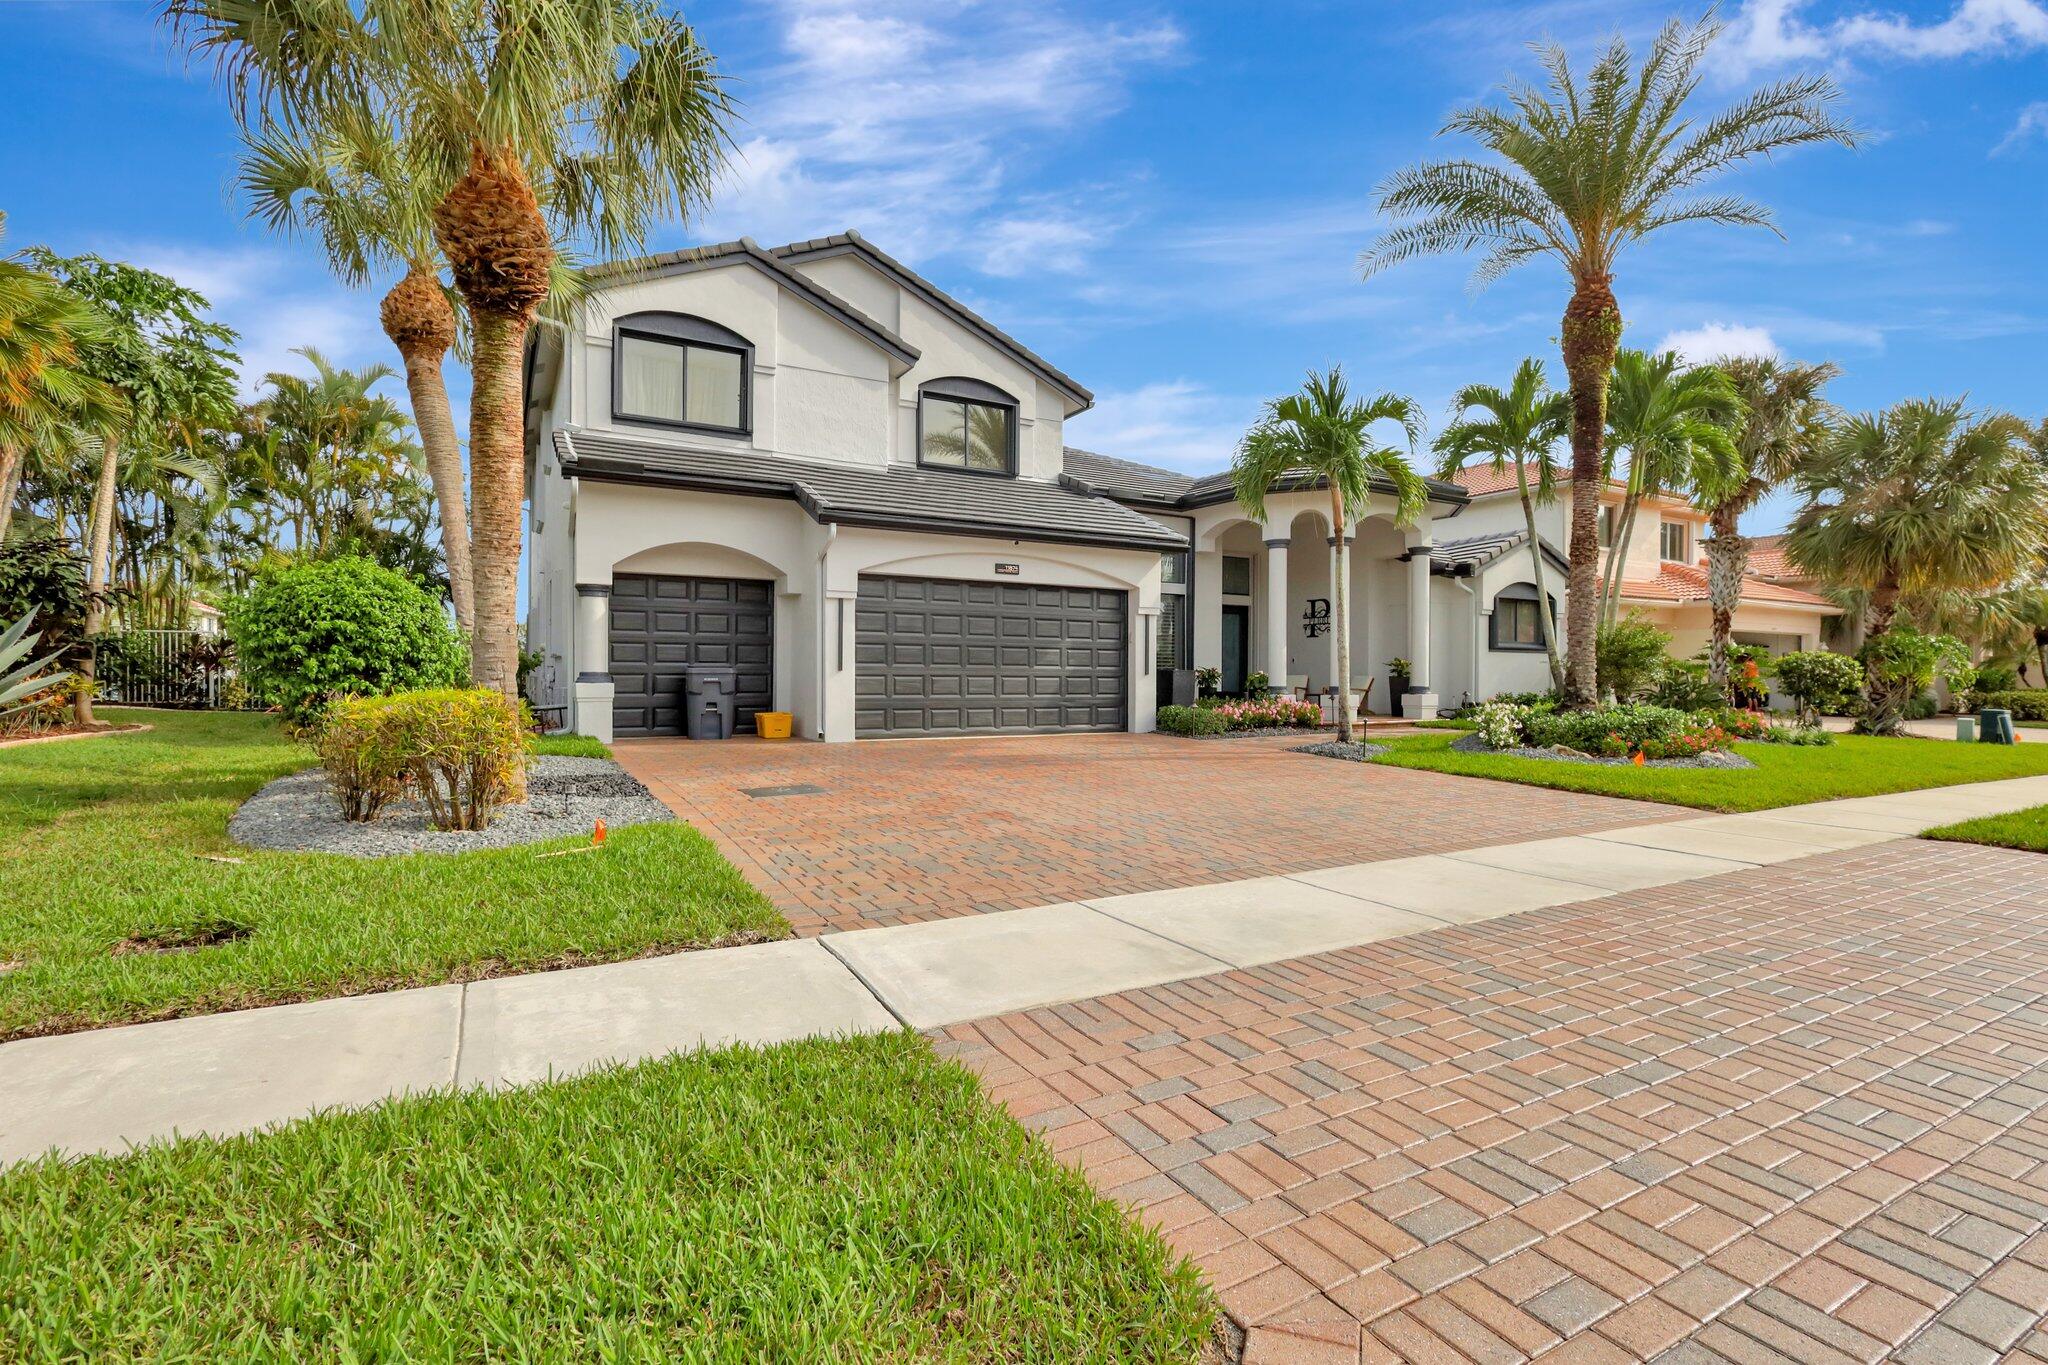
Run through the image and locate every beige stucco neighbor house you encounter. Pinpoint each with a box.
[521,231,1496,742]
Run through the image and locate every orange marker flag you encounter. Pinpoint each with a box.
[593,818,607,846]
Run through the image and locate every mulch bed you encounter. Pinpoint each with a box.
[0,722,151,750]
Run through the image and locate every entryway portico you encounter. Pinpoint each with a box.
[1176,487,1450,718]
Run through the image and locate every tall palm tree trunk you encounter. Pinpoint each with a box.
[434,146,553,700]
[1704,504,1747,693]
[0,443,21,542]
[1514,475,1565,692]
[381,265,474,635]
[77,433,119,725]
[1330,490,1353,744]
[1560,277,1622,707]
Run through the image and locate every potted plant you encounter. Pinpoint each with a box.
[1245,669,1271,700]
[1195,665,1222,699]
[1387,657,1411,717]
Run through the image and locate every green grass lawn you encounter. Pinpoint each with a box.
[1368,731,2048,812]
[0,1032,1217,1361]
[0,709,785,1041]
[1924,804,2048,853]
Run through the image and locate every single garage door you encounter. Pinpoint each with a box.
[855,575,1127,737]
[609,574,773,737]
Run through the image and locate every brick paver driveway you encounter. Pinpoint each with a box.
[936,838,2048,1364]
[614,733,1674,935]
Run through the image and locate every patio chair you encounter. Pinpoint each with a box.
[1284,674,1310,700]
[1350,677,1375,723]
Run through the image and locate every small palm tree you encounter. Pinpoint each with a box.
[1599,350,1743,625]
[238,118,476,634]
[1361,14,1856,705]
[1433,358,1569,691]
[1233,368,1426,743]
[1789,399,2048,731]
[1700,356,1838,693]
[172,0,737,699]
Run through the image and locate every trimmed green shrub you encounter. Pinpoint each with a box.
[0,534,90,669]
[1967,690,2048,722]
[1647,659,1722,711]
[1769,650,1863,724]
[1596,613,1672,701]
[315,697,411,822]
[1972,663,2020,694]
[1157,704,1226,736]
[375,689,530,831]
[227,557,466,724]
[1857,627,1972,734]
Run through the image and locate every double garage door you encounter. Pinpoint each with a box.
[608,574,773,737]
[856,575,1127,737]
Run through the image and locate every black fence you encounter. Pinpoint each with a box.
[98,629,250,709]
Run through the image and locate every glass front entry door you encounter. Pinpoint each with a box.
[1220,605,1249,696]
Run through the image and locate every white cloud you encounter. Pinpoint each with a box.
[1655,322,1782,364]
[1994,100,2048,154]
[1717,0,2048,76]
[692,0,1181,273]
[1064,380,1258,472]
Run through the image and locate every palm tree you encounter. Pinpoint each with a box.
[0,221,127,542]
[246,348,423,556]
[1700,356,1838,693]
[1789,399,2048,731]
[1599,350,1743,626]
[1432,358,1569,691]
[1360,15,1856,705]
[238,119,475,634]
[172,0,736,698]
[1233,367,1426,743]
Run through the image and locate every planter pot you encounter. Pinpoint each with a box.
[1388,676,1409,718]
[1158,668,1197,708]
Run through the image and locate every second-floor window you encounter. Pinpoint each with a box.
[1660,520,1689,563]
[613,312,750,434]
[918,378,1017,475]
[1598,506,1617,548]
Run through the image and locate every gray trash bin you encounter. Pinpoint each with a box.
[682,665,738,740]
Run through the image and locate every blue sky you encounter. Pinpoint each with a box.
[3,0,2044,538]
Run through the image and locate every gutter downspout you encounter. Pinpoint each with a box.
[1455,577,1482,709]
[818,523,839,740]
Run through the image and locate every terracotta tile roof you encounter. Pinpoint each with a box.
[1448,462,1627,499]
[1618,560,1836,609]
[1744,533,1809,581]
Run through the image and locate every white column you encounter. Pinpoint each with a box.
[1262,536,1290,683]
[572,582,615,743]
[1405,538,1437,719]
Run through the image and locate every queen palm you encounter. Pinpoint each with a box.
[1789,399,2048,731]
[172,0,735,698]
[238,119,475,633]
[1598,350,1742,626]
[1432,358,1569,691]
[1233,367,1426,744]
[1360,14,1855,705]
[1700,356,1838,693]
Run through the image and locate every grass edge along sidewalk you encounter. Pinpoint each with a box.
[1924,803,2048,854]
[0,709,786,1042]
[1367,730,2048,812]
[0,1030,1221,1362]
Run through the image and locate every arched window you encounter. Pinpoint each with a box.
[1491,581,1556,651]
[917,376,1017,476]
[611,312,752,434]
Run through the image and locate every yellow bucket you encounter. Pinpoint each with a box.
[754,711,793,740]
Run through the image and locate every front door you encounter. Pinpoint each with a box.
[1221,605,1249,696]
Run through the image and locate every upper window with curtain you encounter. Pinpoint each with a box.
[611,312,751,435]
[918,377,1017,476]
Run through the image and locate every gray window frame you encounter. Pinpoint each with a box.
[611,311,753,437]
[1220,555,1252,597]
[1490,581,1554,652]
[916,376,1019,478]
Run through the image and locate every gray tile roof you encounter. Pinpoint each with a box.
[583,237,918,365]
[555,428,1188,553]
[771,231,1093,408]
[1061,448,1467,512]
[1427,529,1569,577]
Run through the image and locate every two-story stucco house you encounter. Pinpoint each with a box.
[522,230,1516,741]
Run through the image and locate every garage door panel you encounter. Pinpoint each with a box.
[609,574,774,738]
[857,574,1126,736]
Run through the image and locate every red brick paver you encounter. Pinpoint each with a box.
[614,732,1673,935]
[935,839,2048,1363]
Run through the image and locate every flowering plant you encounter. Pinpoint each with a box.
[1470,700,1529,751]
[1209,697,1321,731]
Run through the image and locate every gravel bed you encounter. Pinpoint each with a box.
[1292,740,1389,762]
[1179,725,1333,739]
[229,755,676,857]
[1449,730,1754,769]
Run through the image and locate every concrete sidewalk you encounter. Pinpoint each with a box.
[7,774,2047,1165]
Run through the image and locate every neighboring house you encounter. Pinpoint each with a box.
[188,600,223,636]
[1447,464,1841,672]
[1747,532,1861,651]
[523,230,1489,742]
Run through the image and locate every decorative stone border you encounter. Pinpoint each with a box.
[0,723,152,751]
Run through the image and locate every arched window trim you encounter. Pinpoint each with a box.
[916,376,1020,478]
[611,310,753,436]
[1490,580,1556,652]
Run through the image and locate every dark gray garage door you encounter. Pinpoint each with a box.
[609,574,773,737]
[855,575,1126,737]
